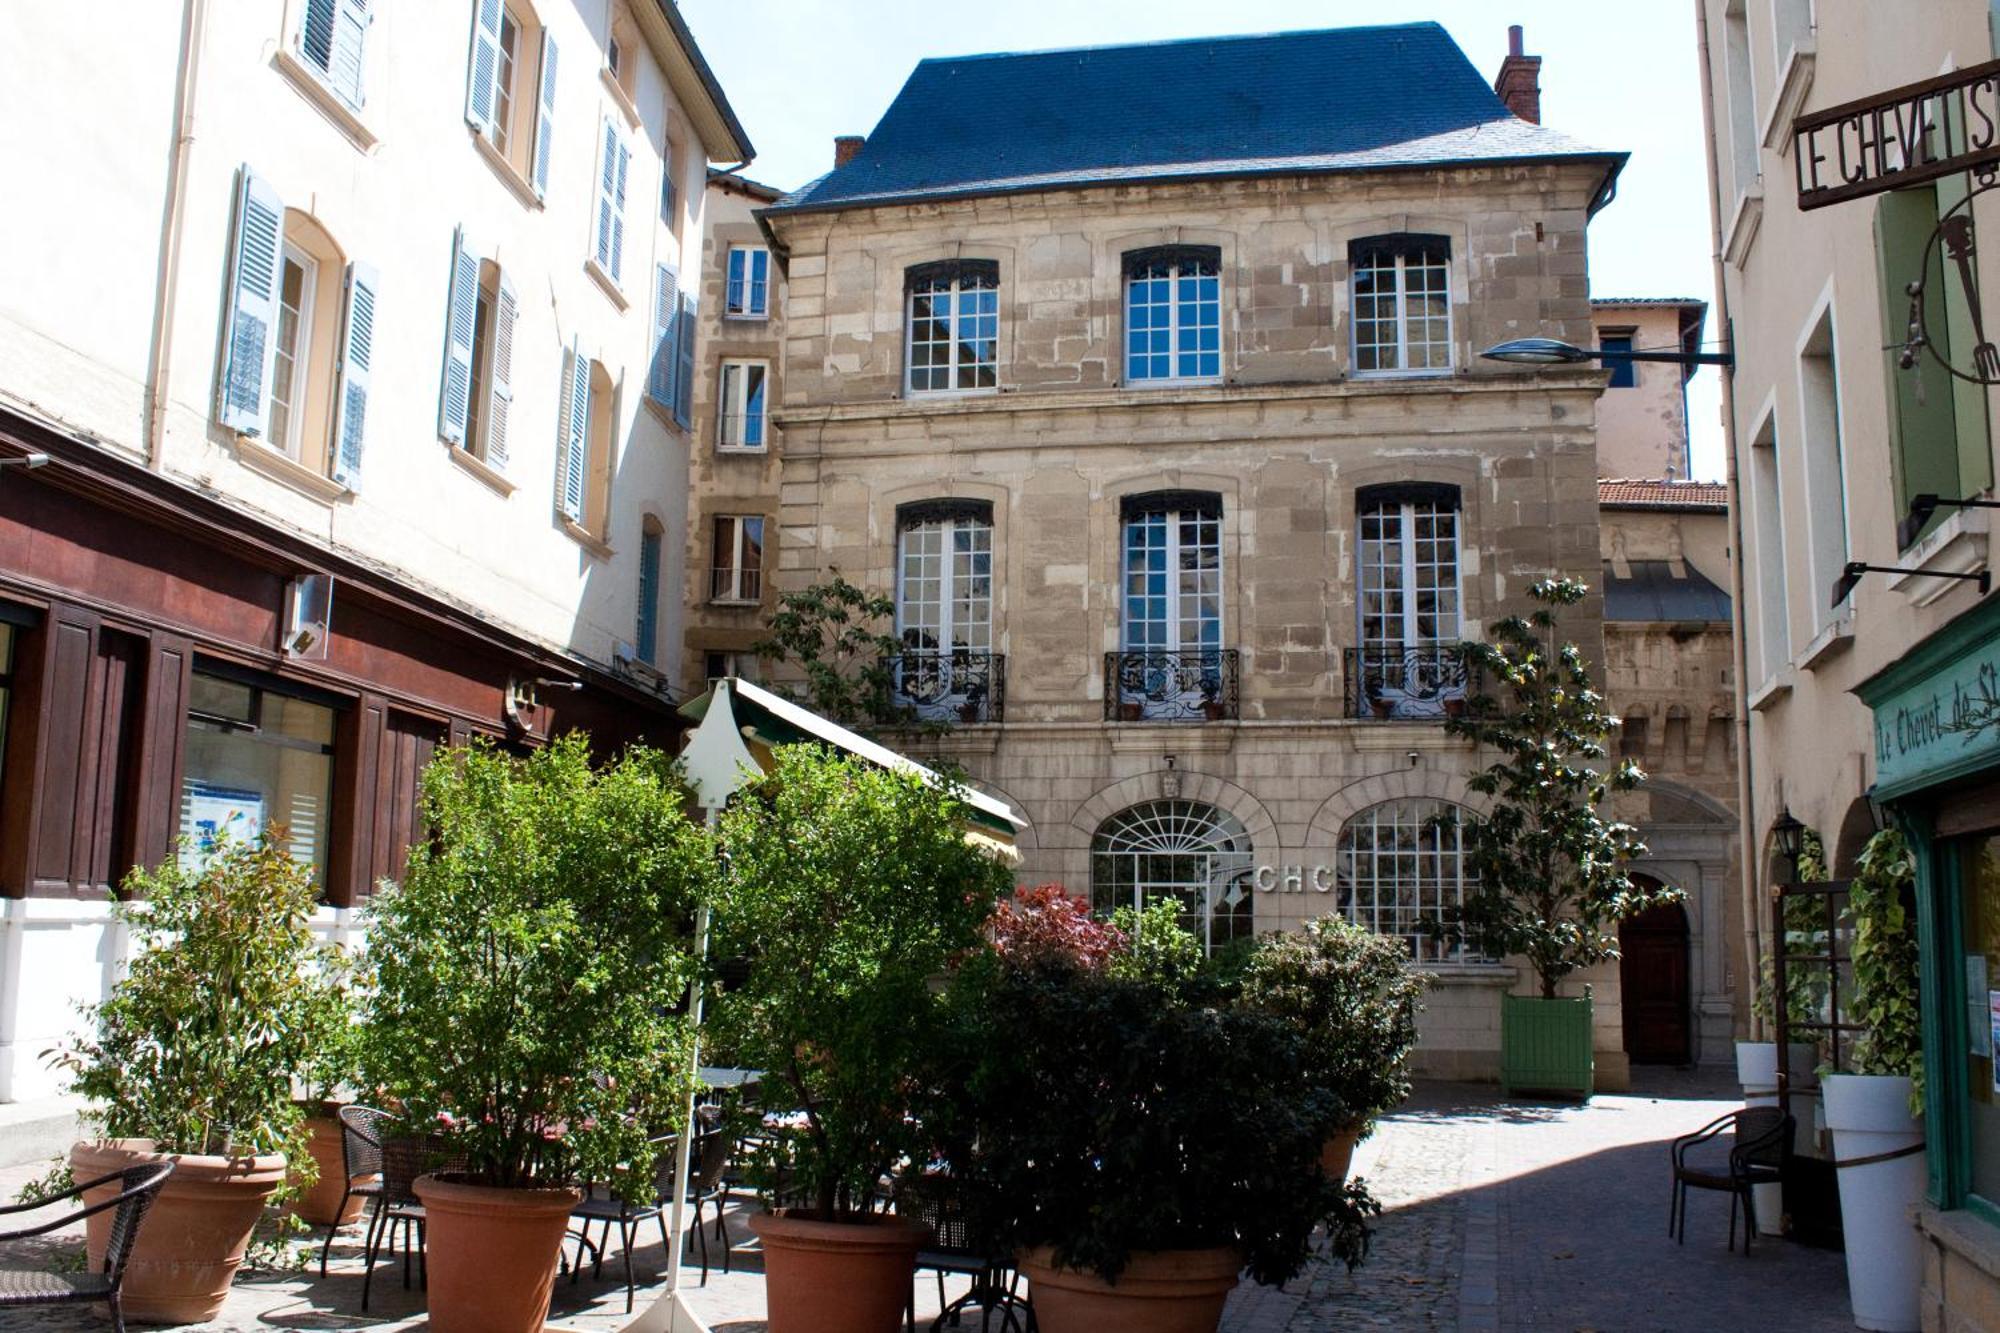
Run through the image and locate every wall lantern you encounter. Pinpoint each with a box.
[1770,806,1807,882]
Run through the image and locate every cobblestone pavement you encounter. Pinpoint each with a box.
[0,1073,1859,1331]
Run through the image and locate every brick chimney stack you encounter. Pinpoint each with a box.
[1494,24,1542,124]
[834,135,866,168]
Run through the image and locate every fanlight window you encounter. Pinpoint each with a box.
[1091,800,1252,951]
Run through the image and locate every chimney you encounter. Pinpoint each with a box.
[1494,24,1542,124]
[834,135,866,168]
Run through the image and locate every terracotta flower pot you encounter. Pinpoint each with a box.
[751,1209,928,1333]
[72,1138,287,1324]
[291,1112,366,1227]
[1018,1244,1242,1333]
[415,1174,583,1333]
[1320,1123,1364,1182]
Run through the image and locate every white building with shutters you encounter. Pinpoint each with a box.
[0,2,751,1117]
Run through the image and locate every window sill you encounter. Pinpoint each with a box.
[1124,376,1224,390]
[723,311,771,323]
[1797,615,1854,671]
[707,596,762,609]
[471,129,545,210]
[234,435,349,503]
[601,68,643,131]
[585,257,629,311]
[1350,367,1455,381]
[272,49,378,152]
[1889,507,1990,608]
[1759,42,1816,155]
[715,443,769,456]
[447,443,516,496]
[561,517,614,559]
[1748,669,1794,712]
[1724,184,1764,268]
[903,386,1000,401]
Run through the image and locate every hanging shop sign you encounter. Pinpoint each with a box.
[1857,597,2000,799]
[1792,58,2000,210]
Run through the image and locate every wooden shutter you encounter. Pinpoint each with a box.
[559,342,589,522]
[464,0,502,135]
[673,292,696,427]
[329,0,369,107]
[532,30,559,198]
[331,260,378,490]
[218,166,285,438]
[594,120,629,281]
[649,262,677,406]
[300,0,337,71]
[486,271,518,472]
[438,227,479,445]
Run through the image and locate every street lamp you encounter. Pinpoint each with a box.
[1898,492,2000,549]
[1770,806,1807,883]
[1832,559,1989,608]
[1479,337,1735,369]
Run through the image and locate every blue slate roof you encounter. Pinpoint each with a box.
[1603,560,1732,624]
[769,22,1623,215]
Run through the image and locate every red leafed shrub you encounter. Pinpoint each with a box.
[987,884,1126,970]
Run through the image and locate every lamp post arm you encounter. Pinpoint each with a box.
[1595,348,1736,367]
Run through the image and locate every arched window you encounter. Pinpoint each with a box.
[893,500,996,721]
[1335,799,1475,962]
[1091,800,1253,951]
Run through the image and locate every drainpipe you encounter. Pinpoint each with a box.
[1695,0,1763,1042]
[143,0,208,472]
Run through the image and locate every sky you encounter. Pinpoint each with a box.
[675,0,1726,480]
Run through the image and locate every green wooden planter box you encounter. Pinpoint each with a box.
[1501,993,1594,1100]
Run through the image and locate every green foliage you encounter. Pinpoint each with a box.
[52,830,352,1169]
[1238,916,1428,1130]
[1426,578,1673,997]
[751,571,913,729]
[1753,829,1835,1049]
[1845,829,1924,1109]
[943,953,1379,1285]
[1106,900,1205,994]
[356,736,708,1198]
[709,745,1014,1219]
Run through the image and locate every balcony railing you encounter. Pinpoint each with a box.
[1343,645,1470,720]
[1103,649,1240,722]
[888,650,1005,723]
[708,567,763,604]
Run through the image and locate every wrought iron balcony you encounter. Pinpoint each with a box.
[1343,646,1470,721]
[889,651,1006,723]
[1103,649,1240,722]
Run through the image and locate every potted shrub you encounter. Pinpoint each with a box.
[290,958,363,1229]
[54,829,350,1323]
[945,926,1376,1333]
[1427,578,1671,1099]
[709,745,1014,1333]
[1238,915,1427,1181]
[355,737,711,1333]
[1823,828,1925,1332]
[1739,829,1830,1117]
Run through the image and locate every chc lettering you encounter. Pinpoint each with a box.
[1253,864,1336,893]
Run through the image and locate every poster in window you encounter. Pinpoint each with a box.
[181,781,265,871]
[1990,990,2000,1095]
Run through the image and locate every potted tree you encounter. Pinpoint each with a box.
[56,829,350,1323]
[290,956,363,1229]
[1238,915,1427,1181]
[945,921,1377,1333]
[1426,578,1670,1099]
[1823,828,1925,1332]
[710,745,1015,1333]
[356,737,711,1333]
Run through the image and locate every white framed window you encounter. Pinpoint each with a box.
[1351,235,1452,374]
[465,0,557,199]
[711,515,764,603]
[726,246,770,318]
[905,260,998,394]
[894,502,997,721]
[1121,501,1221,654]
[1091,800,1254,953]
[705,650,759,687]
[1124,246,1221,384]
[717,361,768,450]
[296,0,370,110]
[1336,799,1476,962]
[268,245,317,461]
[1356,484,1463,717]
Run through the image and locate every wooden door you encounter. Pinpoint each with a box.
[1619,899,1691,1065]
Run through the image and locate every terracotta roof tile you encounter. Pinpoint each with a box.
[1598,478,1727,511]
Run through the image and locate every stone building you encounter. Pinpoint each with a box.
[0,1,750,1118]
[1697,0,2000,1318]
[757,23,1638,1084]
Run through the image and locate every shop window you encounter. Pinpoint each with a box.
[179,670,337,884]
[466,0,557,197]
[1123,245,1221,384]
[1350,234,1452,374]
[905,259,998,394]
[1091,800,1253,952]
[1961,837,2000,1207]
[1336,799,1478,962]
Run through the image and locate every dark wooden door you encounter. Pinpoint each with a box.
[1620,900,1691,1065]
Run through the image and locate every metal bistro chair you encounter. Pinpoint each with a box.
[893,1173,1034,1333]
[1668,1106,1793,1253]
[569,1134,679,1312]
[0,1161,175,1333]
[319,1105,387,1277]
[340,1107,463,1311]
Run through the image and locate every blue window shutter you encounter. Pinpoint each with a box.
[750,248,769,315]
[532,31,558,198]
[464,0,501,134]
[726,248,744,314]
[329,0,369,108]
[218,166,285,438]
[438,227,479,445]
[486,272,518,472]
[636,527,660,663]
[300,0,336,71]
[610,138,630,283]
[594,120,617,271]
[673,293,696,428]
[559,342,589,522]
[331,260,377,490]
[649,263,677,406]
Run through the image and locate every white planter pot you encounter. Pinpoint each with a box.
[1737,1040,1822,1232]
[1823,1074,1925,1333]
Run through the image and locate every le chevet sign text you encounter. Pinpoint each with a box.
[1866,624,2000,798]
[1793,58,2000,210]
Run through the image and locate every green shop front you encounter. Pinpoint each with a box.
[1859,592,2000,1314]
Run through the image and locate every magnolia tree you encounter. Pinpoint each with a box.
[750,572,910,729]
[1426,578,1674,997]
